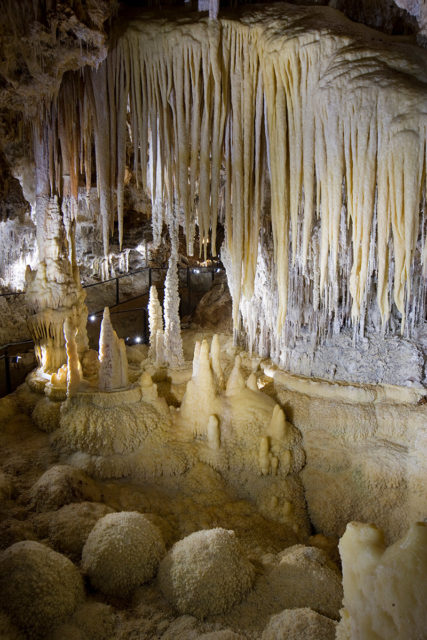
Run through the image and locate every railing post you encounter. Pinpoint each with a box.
[187,267,191,311]
[4,349,11,395]
[115,277,120,306]
[148,268,152,290]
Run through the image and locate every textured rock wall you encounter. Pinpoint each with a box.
[272,376,427,544]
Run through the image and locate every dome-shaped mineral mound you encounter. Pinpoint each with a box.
[81,511,165,598]
[48,501,114,561]
[262,607,337,640]
[32,396,62,433]
[28,464,101,512]
[0,540,84,638]
[158,527,255,618]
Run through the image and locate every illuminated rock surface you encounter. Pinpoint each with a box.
[0,2,425,639]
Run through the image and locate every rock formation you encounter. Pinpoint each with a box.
[98,307,128,391]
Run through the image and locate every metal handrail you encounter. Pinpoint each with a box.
[0,264,222,297]
[0,339,34,351]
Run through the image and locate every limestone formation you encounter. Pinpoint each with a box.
[0,541,84,638]
[47,501,114,562]
[158,528,255,618]
[0,4,425,640]
[28,465,102,512]
[262,608,337,640]
[82,511,165,598]
[98,307,128,391]
[337,521,427,639]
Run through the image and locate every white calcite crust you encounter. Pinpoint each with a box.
[158,528,255,618]
[55,384,169,458]
[0,540,84,638]
[81,511,165,598]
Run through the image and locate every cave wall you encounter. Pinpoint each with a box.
[271,373,427,543]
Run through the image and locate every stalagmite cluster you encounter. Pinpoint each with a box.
[0,321,426,637]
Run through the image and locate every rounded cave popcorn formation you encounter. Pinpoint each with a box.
[0,540,84,638]
[261,608,337,640]
[31,395,62,433]
[47,501,114,562]
[81,511,165,598]
[28,464,102,512]
[158,528,256,618]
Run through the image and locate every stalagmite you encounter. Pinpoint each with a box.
[179,339,219,434]
[267,405,287,441]
[63,317,82,398]
[210,334,225,390]
[246,372,258,392]
[225,355,246,397]
[192,340,201,378]
[98,307,129,391]
[207,414,220,450]
[163,255,184,369]
[148,285,163,359]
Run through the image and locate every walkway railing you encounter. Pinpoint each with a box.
[0,265,224,396]
[83,264,219,310]
[0,340,35,396]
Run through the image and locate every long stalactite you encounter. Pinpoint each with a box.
[40,4,427,352]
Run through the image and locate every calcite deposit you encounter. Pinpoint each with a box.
[0,2,425,639]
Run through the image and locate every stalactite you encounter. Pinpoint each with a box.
[26,135,89,374]
[46,5,426,360]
